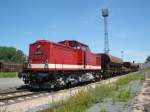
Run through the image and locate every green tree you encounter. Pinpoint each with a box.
[146,56,150,62]
[12,50,26,63]
[0,46,26,63]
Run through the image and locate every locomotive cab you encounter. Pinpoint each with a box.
[59,40,90,51]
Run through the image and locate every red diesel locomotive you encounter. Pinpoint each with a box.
[28,40,101,71]
[19,40,102,89]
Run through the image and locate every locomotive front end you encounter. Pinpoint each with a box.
[18,40,52,88]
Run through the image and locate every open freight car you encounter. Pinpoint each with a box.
[0,62,22,72]
[123,62,139,73]
[98,53,123,77]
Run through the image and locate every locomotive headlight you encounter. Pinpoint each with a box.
[37,45,41,49]
[28,60,32,69]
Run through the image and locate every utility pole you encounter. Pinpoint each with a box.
[102,8,109,54]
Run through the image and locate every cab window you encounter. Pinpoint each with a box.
[34,48,43,55]
[81,45,90,51]
[69,41,80,49]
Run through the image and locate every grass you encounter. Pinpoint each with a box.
[0,72,17,78]
[43,69,148,112]
[100,108,108,112]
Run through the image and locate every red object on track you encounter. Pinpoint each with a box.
[28,40,101,71]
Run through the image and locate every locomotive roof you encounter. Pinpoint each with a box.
[33,40,51,44]
[59,40,89,47]
[32,40,89,47]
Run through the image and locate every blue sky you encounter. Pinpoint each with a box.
[0,0,149,63]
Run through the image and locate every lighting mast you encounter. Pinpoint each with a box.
[102,8,109,54]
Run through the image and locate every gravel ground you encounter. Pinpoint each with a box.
[87,80,142,112]
[0,78,24,91]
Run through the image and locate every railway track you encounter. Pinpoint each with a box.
[0,88,51,106]
[0,82,92,106]
[0,82,100,106]
[0,90,34,101]
[0,89,26,95]
[0,74,126,106]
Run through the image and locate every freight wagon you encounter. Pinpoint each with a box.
[0,62,22,72]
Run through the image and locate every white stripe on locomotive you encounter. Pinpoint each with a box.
[30,64,101,69]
